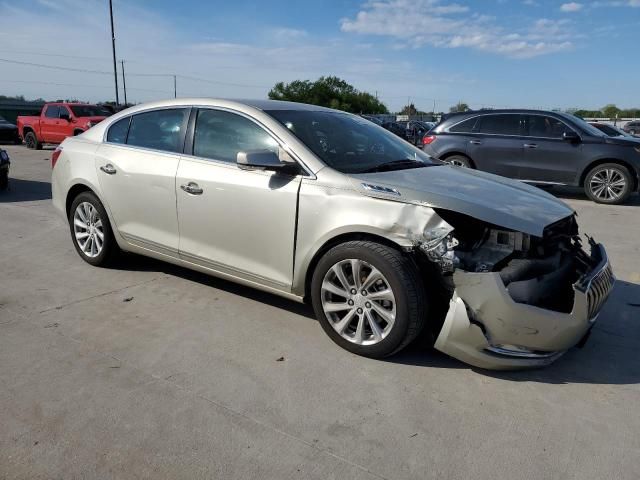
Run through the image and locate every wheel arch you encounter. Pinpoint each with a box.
[579,158,638,191]
[301,231,408,302]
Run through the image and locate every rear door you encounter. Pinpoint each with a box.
[466,114,525,178]
[40,105,59,142]
[518,114,583,184]
[176,108,301,289]
[95,108,189,255]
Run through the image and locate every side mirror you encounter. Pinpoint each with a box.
[562,131,580,142]
[237,149,299,173]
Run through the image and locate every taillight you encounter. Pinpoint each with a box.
[51,146,63,169]
[422,135,436,145]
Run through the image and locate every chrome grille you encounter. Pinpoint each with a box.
[585,262,614,319]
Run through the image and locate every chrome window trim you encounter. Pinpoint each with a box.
[445,112,581,140]
[102,105,189,154]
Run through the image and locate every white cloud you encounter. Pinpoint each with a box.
[560,2,583,12]
[340,0,575,58]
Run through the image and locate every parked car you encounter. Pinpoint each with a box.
[422,109,640,204]
[400,120,434,145]
[589,122,634,138]
[381,121,408,140]
[360,114,383,126]
[0,148,9,190]
[51,99,614,370]
[0,116,21,144]
[622,120,640,136]
[17,103,111,150]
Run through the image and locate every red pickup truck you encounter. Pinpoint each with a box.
[17,103,111,149]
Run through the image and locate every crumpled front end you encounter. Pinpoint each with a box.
[420,212,615,370]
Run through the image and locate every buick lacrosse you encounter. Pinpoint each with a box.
[51,99,614,370]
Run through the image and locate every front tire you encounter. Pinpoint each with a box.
[311,241,427,358]
[69,191,119,266]
[584,163,632,205]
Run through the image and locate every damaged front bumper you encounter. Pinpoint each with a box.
[434,244,614,370]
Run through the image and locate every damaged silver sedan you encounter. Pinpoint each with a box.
[51,99,614,370]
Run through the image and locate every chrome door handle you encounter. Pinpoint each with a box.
[100,164,117,174]
[469,140,483,145]
[524,143,538,149]
[180,182,203,195]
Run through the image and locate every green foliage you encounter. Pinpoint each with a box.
[449,102,470,113]
[268,76,388,114]
[573,105,640,119]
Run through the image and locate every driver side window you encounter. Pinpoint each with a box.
[193,109,278,163]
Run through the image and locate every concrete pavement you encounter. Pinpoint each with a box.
[1,145,639,479]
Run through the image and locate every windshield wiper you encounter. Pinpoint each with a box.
[359,159,427,173]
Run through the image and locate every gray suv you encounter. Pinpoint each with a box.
[623,120,640,136]
[422,110,640,204]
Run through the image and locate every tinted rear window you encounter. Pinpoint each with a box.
[106,117,130,144]
[126,109,188,153]
[477,114,523,135]
[449,117,478,133]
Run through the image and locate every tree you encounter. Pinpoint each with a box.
[602,104,621,119]
[400,103,418,116]
[449,102,469,113]
[268,76,388,114]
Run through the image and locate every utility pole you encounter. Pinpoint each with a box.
[120,60,127,106]
[109,0,119,106]
[173,75,177,98]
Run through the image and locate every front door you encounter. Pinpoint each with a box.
[40,105,59,143]
[94,108,189,256]
[519,115,583,184]
[176,108,301,289]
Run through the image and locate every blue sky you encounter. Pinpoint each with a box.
[0,0,638,111]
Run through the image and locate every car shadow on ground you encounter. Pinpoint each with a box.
[546,186,640,206]
[0,178,52,202]
[112,253,640,384]
[110,252,317,320]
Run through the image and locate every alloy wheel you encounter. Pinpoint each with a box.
[73,202,104,258]
[589,168,626,202]
[320,259,396,346]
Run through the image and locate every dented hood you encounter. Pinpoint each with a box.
[350,165,574,237]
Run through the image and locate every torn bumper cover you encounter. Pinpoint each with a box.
[434,243,614,370]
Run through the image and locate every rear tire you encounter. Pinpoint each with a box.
[69,191,119,266]
[443,154,472,168]
[584,163,632,205]
[24,131,42,150]
[311,241,427,358]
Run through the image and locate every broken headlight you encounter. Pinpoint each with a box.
[419,223,459,274]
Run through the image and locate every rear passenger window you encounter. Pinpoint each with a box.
[106,117,130,144]
[193,109,278,163]
[126,109,188,153]
[45,106,59,119]
[527,115,572,138]
[449,117,478,133]
[478,115,522,135]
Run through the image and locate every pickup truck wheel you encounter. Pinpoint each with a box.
[69,191,119,266]
[24,132,42,150]
[584,163,632,205]
[311,241,427,358]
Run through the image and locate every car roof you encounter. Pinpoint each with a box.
[229,99,338,112]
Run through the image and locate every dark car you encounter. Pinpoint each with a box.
[0,116,21,144]
[623,121,640,136]
[0,149,9,190]
[589,122,634,138]
[400,120,435,145]
[422,109,640,204]
[382,121,408,140]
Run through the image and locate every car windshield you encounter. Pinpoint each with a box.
[266,110,435,174]
[69,105,111,117]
